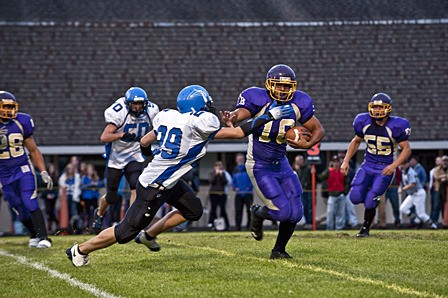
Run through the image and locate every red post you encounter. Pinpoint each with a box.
[59,188,69,230]
[311,164,316,232]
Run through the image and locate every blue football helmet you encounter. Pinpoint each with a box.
[125,87,148,116]
[368,93,392,120]
[265,64,297,102]
[177,85,215,114]
[0,91,19,120]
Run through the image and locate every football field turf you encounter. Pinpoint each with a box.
[0,230,447,297]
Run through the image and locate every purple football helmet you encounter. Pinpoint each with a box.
[265,64,297,102]
[0,91,19,120]
[368,93,392,119]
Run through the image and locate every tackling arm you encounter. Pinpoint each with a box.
[215,104,294,139]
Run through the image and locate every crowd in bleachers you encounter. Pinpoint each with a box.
[2,152,447,236]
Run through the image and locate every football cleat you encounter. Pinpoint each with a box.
[250,205,264,241]
[270,250,293,259]
[91,208,104,235]
[66,244,90,267]
[134,230,161,252]
[356,226,370,238]
[28,238,39,248]
[37,237,52,248]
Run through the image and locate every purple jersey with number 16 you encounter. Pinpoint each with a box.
[235,87,314,222]
[349,113,411,208]
[236,87,314,163]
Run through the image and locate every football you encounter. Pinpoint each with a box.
[285,126,312,142]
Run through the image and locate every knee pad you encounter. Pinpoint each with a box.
[349,188,364,205]
[169,180,203,222]
[182,198,203,221]
[269,204,292,222]
[289,205,304,223]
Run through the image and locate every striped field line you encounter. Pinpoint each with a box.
[0,249,122,298]
[179,244,446,298]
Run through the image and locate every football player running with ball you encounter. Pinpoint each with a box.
[92,87,159,234]
[221,64,325,259]
[0,91,53,248]
[67,85,293,267]
[340,93,412,237]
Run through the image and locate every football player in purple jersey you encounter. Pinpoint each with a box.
[0,91,54,248]
[340,93,412,237]
[221,64,325,259]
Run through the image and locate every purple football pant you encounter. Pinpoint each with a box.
[349,163,393,209]
[248,157,304,223]
[2,173,39,221]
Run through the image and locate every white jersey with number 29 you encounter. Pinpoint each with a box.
[139,108,221,189]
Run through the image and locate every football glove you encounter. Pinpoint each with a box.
[121,132,137,142]
[268,103,294,120]
[41,171,53,190]
[140,144,153,157]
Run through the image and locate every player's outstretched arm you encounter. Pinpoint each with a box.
[215,104,293,139]
[24,136,53,189]
[341,135,362,176]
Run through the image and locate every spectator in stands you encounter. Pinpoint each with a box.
[434,155,448,228]
[59,163,82,233]
[340,93,411,237]
[232,153,254,231]
[429,156,442,223]
[0,91,53,248]
[39,163,60,234]
[399,159,437,229]
[318,155,347,230]
[410,155,428,189]
[208,161,232,231]
[292,154,313,229]
[377,167,402,228]
[339,154,358,229]
[80,164,101,233]
[92,87,159,235]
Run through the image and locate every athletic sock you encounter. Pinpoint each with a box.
[22,218,37,238]
[363,208,376,230]
[145,232,156,241]
[273,221,296,252]
[30,209,48,238]
[77,246,87,255]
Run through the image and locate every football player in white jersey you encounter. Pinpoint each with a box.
[67,85,293,266]
[92,87,159,234]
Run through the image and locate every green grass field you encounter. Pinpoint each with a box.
[0,230,447,298]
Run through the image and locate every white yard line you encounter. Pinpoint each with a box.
[183,244,446,298]
[0,249,122,298]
